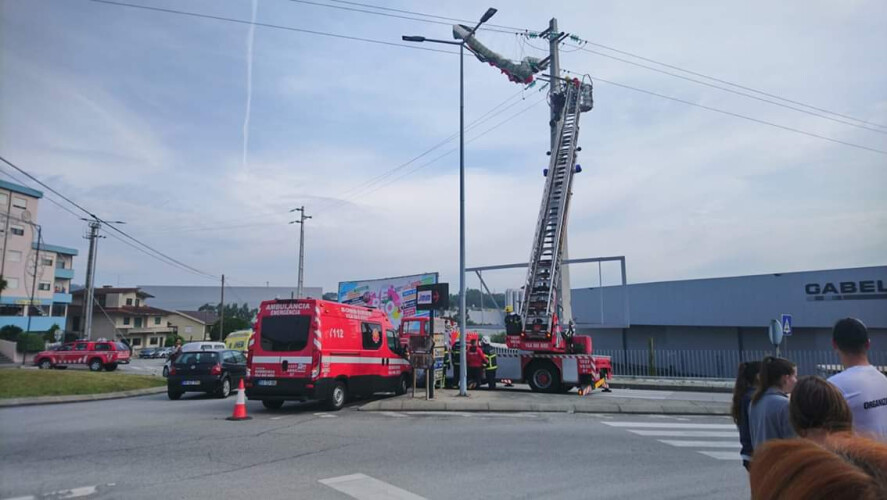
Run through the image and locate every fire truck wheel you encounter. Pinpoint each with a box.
[38,359,52,370]
[262,400,284,410]
[104,363,118,372]
[216,376,232,398]
[89,358,103,372]
[325,381,347,411]
[527,362,560,393]
[394,375,408,396]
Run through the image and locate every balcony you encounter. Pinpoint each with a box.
[53,293,73,304]
[54,268,75,280]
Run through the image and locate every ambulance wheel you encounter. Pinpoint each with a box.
[89,358,103,372]
[394,375,408,396]
[262,400,284,410]
[527,362,560,394]
[38,359,52,370]
[325,382,347,411]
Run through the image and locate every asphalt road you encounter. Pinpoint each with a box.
[0,391,749,499]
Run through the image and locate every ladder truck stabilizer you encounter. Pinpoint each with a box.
[502,77,613,394]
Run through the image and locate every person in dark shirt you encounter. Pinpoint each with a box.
[732,361,762,470]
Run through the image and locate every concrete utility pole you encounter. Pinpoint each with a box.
[82,220,101,340]
[219,274,225,341]
[25,225,42,335]
[290,207,311,299]
[0,193,13,289]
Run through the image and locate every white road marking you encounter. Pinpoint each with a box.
[314,413,336,418]
[698,451,742,460]
[378,411,409,418]
[658,440,741,448]
[628,430,739,437]
[2,483,115,500]
[270,416,287,420]
[319,473,427,500]
[602,422,735,430]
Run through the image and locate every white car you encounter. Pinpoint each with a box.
[163,342,227,377]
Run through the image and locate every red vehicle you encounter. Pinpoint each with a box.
[245,299,411,411]
[33,340,131,372]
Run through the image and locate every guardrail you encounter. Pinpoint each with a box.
[595,349,887,380]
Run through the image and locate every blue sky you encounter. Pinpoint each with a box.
[1,0,885,295]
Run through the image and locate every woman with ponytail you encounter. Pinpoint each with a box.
[732,361,761,470]
[749,356,797,448]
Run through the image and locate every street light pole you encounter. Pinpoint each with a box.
[290,206,311,299]
[403,7,496,396]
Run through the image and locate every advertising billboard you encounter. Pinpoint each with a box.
[337,272,438,329]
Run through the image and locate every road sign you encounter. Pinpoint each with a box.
[416,283,449,311]
[768,319,783,347]
[780,314,793,337]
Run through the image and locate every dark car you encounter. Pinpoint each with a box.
[167,350,246,400]
[138,348,158,359]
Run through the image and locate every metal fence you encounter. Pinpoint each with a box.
[596,349,887,380]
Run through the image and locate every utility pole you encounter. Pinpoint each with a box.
[82,220,101,341]
[219,274,225,341]
[25,225,42,335]
[289,206,311,299]
[0,193,13,291]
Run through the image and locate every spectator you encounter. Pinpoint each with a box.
[828,317,887,441]
[749,356,797,448]
[789,376,853,446]
[749,436,887,500]
[731,361,761,470]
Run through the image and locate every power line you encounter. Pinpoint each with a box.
[90,0,461,55]
[571,45,886,135]
[567,71,887,156]
[322,0,526,33]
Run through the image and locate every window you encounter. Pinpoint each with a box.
[5,278,18,289]
[234,352,247,364]
[149,336,159,346]
[176,352,218,365]
[154,316,161,325]
[361,322,383,350]
[386,329,399,352]
[75,343,89,351]
[123,317,130,326]
[93,343,111,351]
[7,250,21,263]
[259,315,311,352]
[134,317,143,328]
[10,225,24,236]
[0,193,6,206]
[51,305,66,316]
[41,258,53,267]
[12,197,27,209]
[135,299,140,307]
[0,305,24,316]
[223,351,237,363]
[125,298,133,306]
[130,337,142,347]
[56,260,65,269]
[38,282,51,291]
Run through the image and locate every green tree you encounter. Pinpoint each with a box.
[0,325,23,341]
[209,317,250,341]
[42,323,61,343]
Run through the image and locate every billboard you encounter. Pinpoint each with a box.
[337,272,438,329]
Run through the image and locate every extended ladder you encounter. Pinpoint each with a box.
[521,81,583,339]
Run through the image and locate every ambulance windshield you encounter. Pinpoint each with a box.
[260,315,311,352]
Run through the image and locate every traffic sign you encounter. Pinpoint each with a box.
[768,319,783,347]
[781,314,793,337]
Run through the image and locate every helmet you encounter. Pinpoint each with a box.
[505,305,513,313]
[481,337,490,345]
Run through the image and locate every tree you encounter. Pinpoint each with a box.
[164,334,184,347]
[209,317,250,341]
[197,302,257,324]
[0,325,23,341]
[42,323,61,343]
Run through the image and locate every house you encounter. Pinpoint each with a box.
[167,310,218,342]
[0,180,78,333]
[68,286,177,349]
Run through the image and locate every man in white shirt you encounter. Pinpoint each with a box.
[827,317,887,441]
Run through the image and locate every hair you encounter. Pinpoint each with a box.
[833,317,869,355]
[749,437,887,500]
[789,376,852,436]
[731,361,761,424]
[752,356,796,404]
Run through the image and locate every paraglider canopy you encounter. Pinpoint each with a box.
[452,24,548,84]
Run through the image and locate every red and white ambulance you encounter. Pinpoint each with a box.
[245,298,411,411]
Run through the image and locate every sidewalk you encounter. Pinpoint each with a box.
[359,386,729,415]
[608,376,733,393]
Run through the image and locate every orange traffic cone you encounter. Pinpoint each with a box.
[227,379,252,421]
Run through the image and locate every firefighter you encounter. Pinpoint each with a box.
[466,339,488,390]
[449,338,461,389]
[481,337,497,390]
[504,306,522,336]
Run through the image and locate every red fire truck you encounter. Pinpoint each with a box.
[245,298,412,411]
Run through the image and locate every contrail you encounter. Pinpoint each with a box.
[242,0,258,170]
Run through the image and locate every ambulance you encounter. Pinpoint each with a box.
[245,298,411,411]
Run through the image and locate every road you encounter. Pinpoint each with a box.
[1,391,749,499]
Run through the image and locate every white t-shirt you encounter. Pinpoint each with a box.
[828,365,887,441]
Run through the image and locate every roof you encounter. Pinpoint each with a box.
[100,306,173,316]
[175,310,219,325]
[72,287,154,298]
[33,242,79,256]
[0,180,43,199]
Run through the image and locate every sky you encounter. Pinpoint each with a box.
[1,0,885,296]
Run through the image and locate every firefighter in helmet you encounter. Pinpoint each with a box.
[481,337,498,390]
[504,305,522,336]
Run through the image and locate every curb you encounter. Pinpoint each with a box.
[609,382,733,394]
[0,386,166,408]
[358,398,729,415]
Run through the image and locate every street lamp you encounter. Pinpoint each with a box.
[402,7,497,397]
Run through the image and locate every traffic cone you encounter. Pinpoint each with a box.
[227,379,252,421]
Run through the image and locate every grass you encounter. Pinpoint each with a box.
[0,369,165,399]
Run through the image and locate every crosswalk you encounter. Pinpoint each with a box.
[602,420,740,461]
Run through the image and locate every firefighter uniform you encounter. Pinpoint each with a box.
[504,307,522,336]
[450,343,461,388]
[483,342,498,389]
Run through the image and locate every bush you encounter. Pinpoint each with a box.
[0,325,23,341]
[489,332,507,343]
[16,333,45,354]
[164,334,184,347]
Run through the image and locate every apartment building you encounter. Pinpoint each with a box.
[0,180,78,332]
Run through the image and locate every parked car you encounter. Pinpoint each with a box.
[167,350,247,400]
[154,347,173,359]
[139,348,158,359]
[34,341,131,371]
[182,341,226,352]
